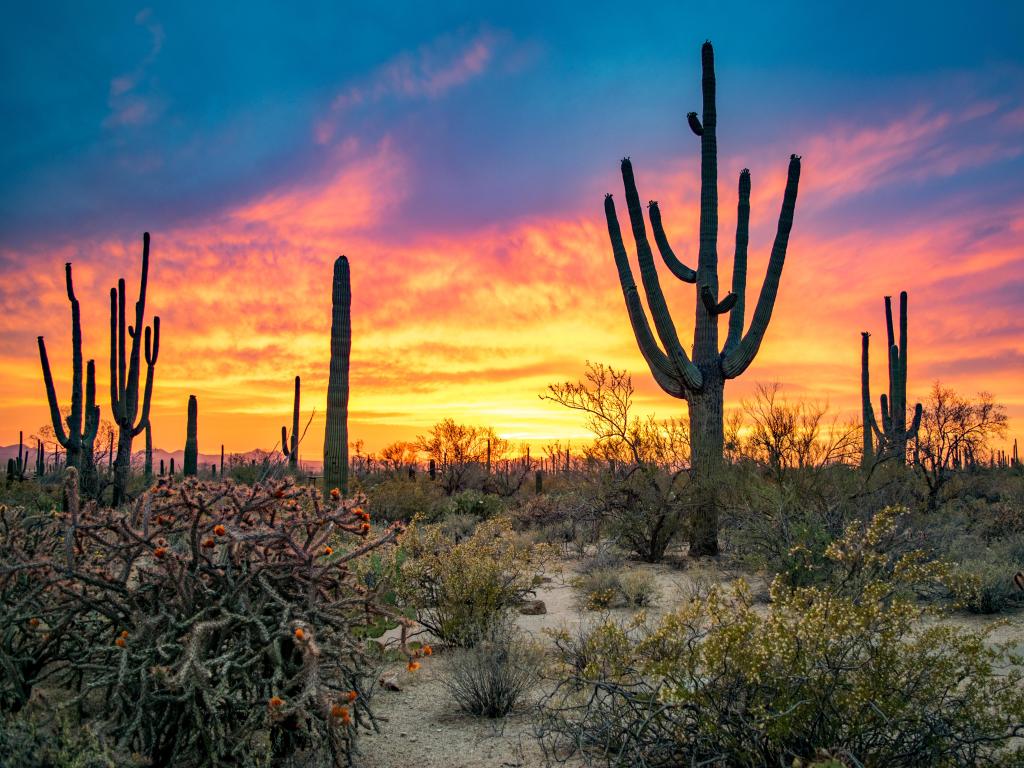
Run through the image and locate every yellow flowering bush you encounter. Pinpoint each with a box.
[399,516,551,645]
[539,506,1024,767]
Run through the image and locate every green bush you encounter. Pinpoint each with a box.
[0,707,122,768]
[400,517,550,645]
[444,488,505,520]
[539,506,1024,767]
[365,476,444,523]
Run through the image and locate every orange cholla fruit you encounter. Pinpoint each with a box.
[115,637,126,648]
[269,696,285,708]
[201,538,215,549]
[28,618,40,628]
[322,546,333,556]
[346,690,358,702]
[407,660,421,672]
[213,524,226,536]
[331,704,352,725]
[359,523,370,535]
[422,645,433,656]
[121,630,129,638]
[153,546,167,559]
[294,627,305,640]
[330,488,341,499]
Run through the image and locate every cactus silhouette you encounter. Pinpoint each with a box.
[323,256,351,495]
[861,291,922,466]
[38,263,101,482]
[145,421,153,478]
[605,41,801,555]
[184,395,198,476]
[281,375,301,468]
[110,233,160,505]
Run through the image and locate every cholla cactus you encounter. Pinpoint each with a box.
[0,473,412,766]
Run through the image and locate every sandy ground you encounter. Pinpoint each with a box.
[355,555,1024,768]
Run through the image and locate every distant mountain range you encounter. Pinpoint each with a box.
[0,444,323,472]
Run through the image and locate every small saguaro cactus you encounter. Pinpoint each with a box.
[604,41,801,555]
[184,395,198,476]
[861,292,922,466]
[36,440,44,476]
[38,263,101,477]
[323,256,351,496]
[281,375,301,468]
[110,232,161,505]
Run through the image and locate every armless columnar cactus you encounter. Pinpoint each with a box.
[323,257,351,495]
[110,233,160,506]
[281,375,301,468]
[605,41,801,555]
[145,421,153,478]
[861,291,921,466]
[184,395,198,475]
[38,263,101,481]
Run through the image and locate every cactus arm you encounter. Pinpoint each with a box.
[281,426,290,458]
[700,285,737,315]
[131,318,159,438]
[897,291,909,429]
[290,375,300,464]
[880,393,893,436]
[605,193,701,392]
[117,279,127,414]
[724,169,751,355]
[619,158,700,381]
[907,402,923,440]
[721,154,801,378]
[38,336,70,447]
[686,111,703,136]
[884,295,896,402]
[64,263,83,444]
[83,360,100,444]
[648,201,696,283]
[109,287,121,420]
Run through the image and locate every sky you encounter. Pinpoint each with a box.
[1,1,1022,456]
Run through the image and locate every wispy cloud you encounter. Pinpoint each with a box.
[314,29,498,145]
[104,8,166,128]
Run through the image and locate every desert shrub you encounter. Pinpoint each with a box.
[618,570,658,608]
[444,488,504,520]
[573,568,622,610]
[365,476,444,523]
[599,464,689,563]
[441,619,542,718]
[573,568,659,611]
[538,506,1024,767]
[947,538,1024,614]
[0,470,412,767]
[400,516,550,645]
[438,511,478,541]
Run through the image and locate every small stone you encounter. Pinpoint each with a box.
[379,674,402,691]
[518,599,547,615]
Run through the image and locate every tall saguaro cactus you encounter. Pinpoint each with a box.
[38,263,101,479]
[184,395,198,476]
[110,233,161,506]
[145,421,153,478]
[861,291,921,466]
[323,256,351,495]
[281,375,301,468]
[605,41,801,555]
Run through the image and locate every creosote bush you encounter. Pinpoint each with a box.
[539,506,1024,767]
[399,516,551,645]
[0,471,412,767]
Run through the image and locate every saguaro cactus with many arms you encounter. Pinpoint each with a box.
[38,263,101,478]
[323,256,351,495]
[861,291,921,466]
[281,375,301,468]
[110,233,161,506]
[605,41,801,555]
[184,395,198,476]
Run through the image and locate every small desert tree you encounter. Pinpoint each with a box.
[916,382,1007,510]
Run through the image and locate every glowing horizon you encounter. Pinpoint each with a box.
[1,5,1021,457]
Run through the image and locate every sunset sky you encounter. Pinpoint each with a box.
[1,2,1022,457]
